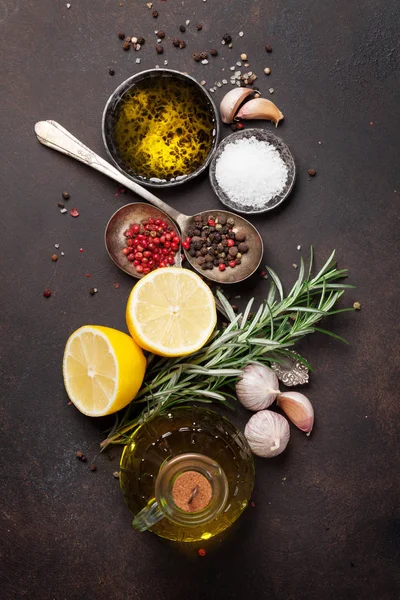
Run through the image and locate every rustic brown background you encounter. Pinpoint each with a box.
[1,0,399,598]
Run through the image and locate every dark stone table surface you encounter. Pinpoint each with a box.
[1,1,399,598]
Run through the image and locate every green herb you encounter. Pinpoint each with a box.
[102,249,354,447]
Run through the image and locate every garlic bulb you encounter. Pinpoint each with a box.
[244,411,290,458]
[277,392,314,436]
[236,363,280,411]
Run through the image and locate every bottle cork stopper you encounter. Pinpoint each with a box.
[172,471,212,513]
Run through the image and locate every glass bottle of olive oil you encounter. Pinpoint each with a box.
[120,406,254,542]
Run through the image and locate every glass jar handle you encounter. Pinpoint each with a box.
[132,500,164,532]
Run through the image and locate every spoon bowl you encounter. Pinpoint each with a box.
[105,203,181,279]
[181,209,263,284]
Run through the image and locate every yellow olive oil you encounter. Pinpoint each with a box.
[120,406,254,542]
[113,77,214,182]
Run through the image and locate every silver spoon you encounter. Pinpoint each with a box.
[34,120,263,286]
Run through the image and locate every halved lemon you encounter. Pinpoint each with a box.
[126,268,217,357]
[62,325,146,417]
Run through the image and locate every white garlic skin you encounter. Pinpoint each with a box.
[236,363,280,411]
[277,392,314,436]
[244,411,290,458]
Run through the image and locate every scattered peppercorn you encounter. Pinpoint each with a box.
[265,44,273,52]
[353,301,361,310]
[89,464,97,472]
[113,471,120,479]
[179,25,186,33]
[179,40,186,49]
[157,30,165,38]
[69,208,79,217]
[172,37,180,47]
[156,44,164,54]
[199,51,208,60]
[43,289,51,298]
[51,254,58,262]
[57,202,65,208]
[125,37,131,43]
[137,36,145,45]
[193,52,201,62]
[222,33,232,44]
[198,548,206,557]
[152,10,158,17]
[210,48,218,56]
[109,68,115,76]
[122,41,130,50]
[75,450,87,462]
[62,191,70,199]
[118,32,125,40]
[89,288,96,295]
[196,23,203,30]
[308,168,317,177]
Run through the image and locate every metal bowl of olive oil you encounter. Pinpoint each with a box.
[102,69,220,188]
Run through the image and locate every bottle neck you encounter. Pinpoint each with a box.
[155,453,228,527]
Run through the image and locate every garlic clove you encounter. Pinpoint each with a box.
[235,97,284,127]
[236,363,280,411]
[277,392,314,435]
[219,88,255,124]
[244,410,290,458]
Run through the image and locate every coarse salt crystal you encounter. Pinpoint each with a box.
[215,137,289,210]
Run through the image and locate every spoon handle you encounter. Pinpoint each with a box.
[34,120,188,227]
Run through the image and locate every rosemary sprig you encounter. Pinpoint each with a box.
[102,249,353,447]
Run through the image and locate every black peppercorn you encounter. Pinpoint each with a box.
[199,51,208,60]
[57,202,65,208]
[172,38,180,47]
[265,44,273,53]
[179,40,186,49]
[235,230,246,242]
[89,464,97,472]
[210,48,218,57]
[157,30,165,39]
[193,52,201,62]
[222,34,232,44]
[122,41,130,50]
[109,68,115,76]
[118,32,125,40]
[62,191,70,200]
[308,168,317,177]
[152,10,158,17]
[137,36,145,45]
[238,243,249,253]
[179,25,186,33]
[196,23,203,30]
[89,288,96,295]
[156,44,164,54]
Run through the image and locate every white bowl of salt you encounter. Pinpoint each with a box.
[209,129,296,214]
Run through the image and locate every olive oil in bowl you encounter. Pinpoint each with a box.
[103,70,218,187]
